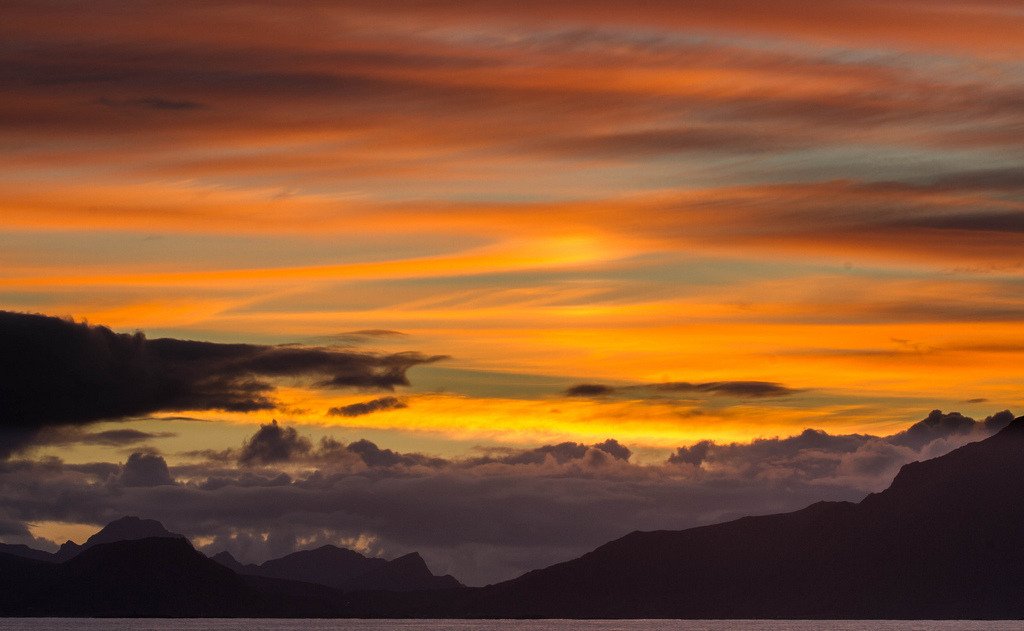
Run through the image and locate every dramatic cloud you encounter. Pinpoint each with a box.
[120,452,175,487]
[328,396,408,417]
[1,0,1023,590]
[0,311,444,456]
[238,421,312,465]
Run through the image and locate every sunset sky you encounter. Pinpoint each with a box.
[2,1,1023,585]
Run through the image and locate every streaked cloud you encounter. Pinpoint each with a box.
[1,2,1023,586]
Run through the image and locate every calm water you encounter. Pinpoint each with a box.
[0,621,1019,631]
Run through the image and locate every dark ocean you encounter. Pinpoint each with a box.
[0,620,1020,631]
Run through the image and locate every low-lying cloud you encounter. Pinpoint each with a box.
[0,408,1014,585]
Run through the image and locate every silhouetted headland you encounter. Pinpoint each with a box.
[3,417,1024,618]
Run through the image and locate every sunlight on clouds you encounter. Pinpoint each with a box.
[1,0,1023,469]
[172,387,923,458]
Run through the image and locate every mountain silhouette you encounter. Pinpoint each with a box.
[54,515,184,562]
[2,515,185,563]
[357,552,461,592]
[348,417,1024,618]
[0,537,347,616]
[0,543,53,563]
[211,543,461,592]
[209,550,256,574]
[2,418,1024,618]
[81,516,182,548]
[0,514,459,597]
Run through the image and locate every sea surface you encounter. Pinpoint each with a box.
[0,621,1020,631]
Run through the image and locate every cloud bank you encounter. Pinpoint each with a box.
[0,409,1012,585]
[0,311,443,456]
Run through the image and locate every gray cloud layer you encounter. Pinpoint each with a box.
[0,409,1012,585]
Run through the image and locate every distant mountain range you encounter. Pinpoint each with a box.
[0,515,182,563]
[210,544,460,592]
[3,417,1024,618]
[0,516,460,616]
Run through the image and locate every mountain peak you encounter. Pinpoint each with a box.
[83,516,182,549]
[390,552,428,571]
[212,550,238,563]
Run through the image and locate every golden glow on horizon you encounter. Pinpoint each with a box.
[145,383,988,459]
[2,0,1023,459]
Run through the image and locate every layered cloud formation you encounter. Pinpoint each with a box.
[1,2,1022,426]
[0,411,1012,584]
[1,1,1023,588]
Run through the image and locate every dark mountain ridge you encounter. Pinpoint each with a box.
[1,515,459,594]
[347,417,1024,618]
[0,537,347,617]
[1,515,187,563]
[210,543,461,592]
[55,515,183,562]
[2,418,1024,618]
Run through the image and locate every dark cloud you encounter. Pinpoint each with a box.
[32,427,176,447]
[500,442,588,465]
[238,420,312,465]
[476,439,632,465]
[120,452,175,487]
[202,424,446,469]
[668,428,872,475]
[652,381,799,397]
[887,409,1014,450]
[0,408,1015,585]
[0,310,444,456]
[564,384,617,397]
[565,380,798,398]
[888,212,1024,233]
[86,429,176,445]
[67,462,122,479]
[328,396,407,418]
[345,439,446,468]
[0,518,32,538]
[916,167,1024,193]
[668,439,714,466]
[593,439,631,461]
[667,410,1014,483]
[982,409,1016,432]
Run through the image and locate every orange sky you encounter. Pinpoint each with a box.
[4,2,1024,587]
[2,0,1023,459]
